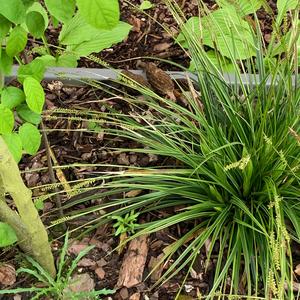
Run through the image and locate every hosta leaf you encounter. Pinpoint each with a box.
[2,133,22,162]
[177,9,256,60]
[76,0,119,30]
[0,104,14,134]
[45,0,76,23]
[67,21,132,56]
[16,104,41,125]
[0,0,25,24]
[18,58,46,83]
[0,50,13,74]
[59,13,102,45]
[19,123,41,155]
[0,222,18,247]
[1,87,25,109]
[6,25,27,57]
[23,77,45,113]
[216,0,263,16]
[0,15,11,39]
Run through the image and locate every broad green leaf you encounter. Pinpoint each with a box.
[6,25,28,57]
[16,104,41,124]
[59,13,102,45]
[37,55,57,67]
[45,0,76,23]
[0,104,14,134]
[21,0,35,9]
[17,58,46,83]
[26,11,46,38]
[67,21,132,56]
[51,15,60,28]
[189,50,235,73]
[2,133,22,162]
[177,9,256,60]
[19,123,41,155]
[0,222,18,247]
[57,53,78,67]
[23,77,45,113]
[139,1,154,10]
[76,0,119,30]
[26,2,49,30]
[34,198,44,210]
[0,15,11,39]
[38,54,78,67]
[0,0,25,24]
[216,0,263,16]
[1,87,25,109]
[0,50,13,75]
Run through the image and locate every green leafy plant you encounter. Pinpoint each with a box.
[0,222,18,247]
[0,0,132,162]
[0,0,131,278]
[139,0,154,11]
[112,210,140,236]
[176,0,299,71]
[69,1,299,299]
[0,232,115,299]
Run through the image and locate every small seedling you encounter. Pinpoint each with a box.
[0,232,115,299]
[112,211,140,236]
[139,0,154,10]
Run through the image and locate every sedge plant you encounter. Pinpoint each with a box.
[78,2,300,299]
[42,1,300,298]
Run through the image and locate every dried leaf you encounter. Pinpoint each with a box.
[95,267,106,279]
[295,264,300,276]
[0,264,16,286]
[129,293,141,300]
[77,258,96,267]
[68,240,89,255]
[153,42,172,52]
[64,273,95,295]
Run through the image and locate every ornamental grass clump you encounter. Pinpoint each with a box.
[59,1,299,298]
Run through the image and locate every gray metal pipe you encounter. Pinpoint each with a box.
[5,65,299,88]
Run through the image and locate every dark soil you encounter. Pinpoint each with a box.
[29,0,278,70]
[0,80,213,300]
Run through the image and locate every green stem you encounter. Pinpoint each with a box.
[42,34,51,55]
[0,137,56,277]
[15,55,23,65]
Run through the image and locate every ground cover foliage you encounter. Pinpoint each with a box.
[0,0,299,299]
[69,1,299,298]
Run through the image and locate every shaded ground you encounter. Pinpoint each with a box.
[0,1,286,299]
[0,81,215,299]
